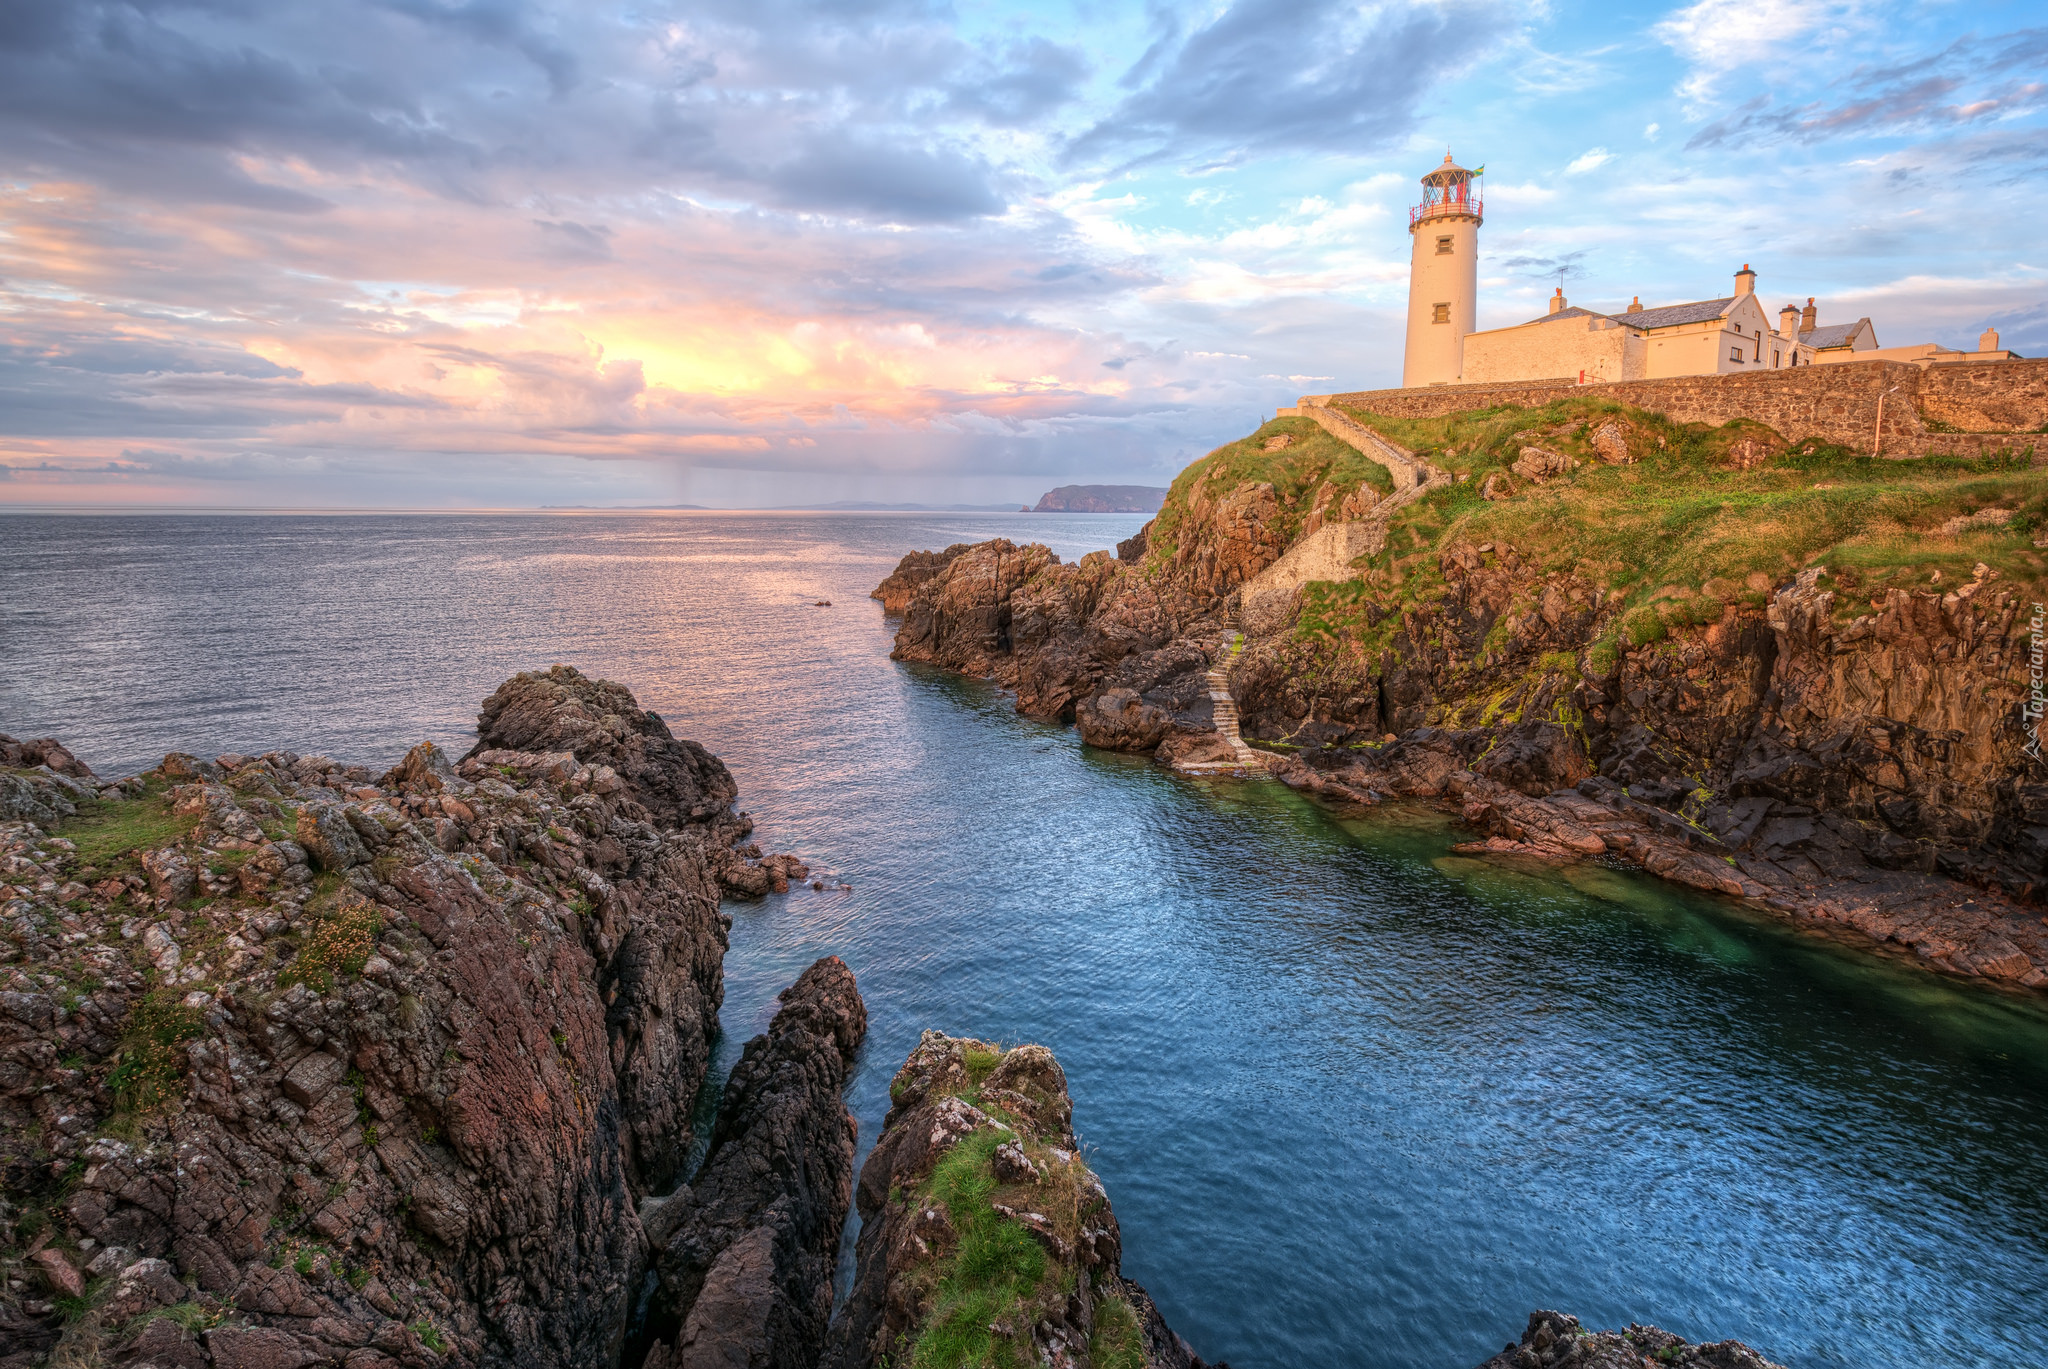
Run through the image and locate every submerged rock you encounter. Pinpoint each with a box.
[822,1031,1224,1369]
[1474,1310,1786,1369]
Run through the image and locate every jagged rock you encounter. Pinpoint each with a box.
[467,664,738,827]
[823,1032,1223,1369]
[872,544,974,613]
[1077,688,1174,752]
[1473,1309,1785,1369]
[644,956,866,1369]
[2,669,742,1367]
[1510,445,1578,482]
[1588,421,1635,465]
[0,733,93,778]
[1472,721,1593,797]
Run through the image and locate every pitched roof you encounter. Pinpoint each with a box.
[1610,296,1737,329]
[1517,305,1610,325]
[1518,297,1741,331]
[1799,321,1865,350]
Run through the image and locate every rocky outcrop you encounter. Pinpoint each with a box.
[0,668,812,1368]
[871,544,975,615]
[465,665,739,828]
[1473,1310,1785,1369]
[641,956,866,1369]
[822,1032,1222,1369]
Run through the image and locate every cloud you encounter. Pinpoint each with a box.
[1068,0,1510,171]
[1654,0,1871,106]
[1565,147,1612,174]
[1684,27,2048,151]
[1644,122,1660,140]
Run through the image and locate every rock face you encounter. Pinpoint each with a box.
[642,956,867,1369]
[0,668,810,1368]
[822,1032,1222,1369]
[875,429,2048,989]
[466,664,738,827]
[870,544,973,615]
[1474,1310,1786,1369]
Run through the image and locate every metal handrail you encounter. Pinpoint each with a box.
[1410,196,1482,226]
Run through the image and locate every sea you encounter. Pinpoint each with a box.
[4,511,2046,1369]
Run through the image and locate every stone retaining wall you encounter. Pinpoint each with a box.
[1321,357,2048,459]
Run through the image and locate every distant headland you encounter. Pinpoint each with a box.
[1031,484,1168,513]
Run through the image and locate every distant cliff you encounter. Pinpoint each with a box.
[1033,484,1167,513]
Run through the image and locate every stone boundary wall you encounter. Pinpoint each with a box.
[1321,357,2048,459]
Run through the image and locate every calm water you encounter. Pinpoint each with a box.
[5,512,2048,1369]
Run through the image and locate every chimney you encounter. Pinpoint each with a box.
[1801,297,1817,332]
[1734,264,1756,297]
[1779,304,1799,338]
[1627,295,1642,312]
[1980,326,2001,353]
[1549,287,1566,315]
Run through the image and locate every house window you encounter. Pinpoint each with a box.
[1432,303,1450,324]
[1772,350,1781,367]
[1730,346,1743,363]
[1435,236,1454,255]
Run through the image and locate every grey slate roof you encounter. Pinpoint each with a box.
[1518,297,1739,330]
[1799,322,1863,350]
[1609,297,1737,329]
[1517,305,1610,325]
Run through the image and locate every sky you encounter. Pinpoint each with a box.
[1,0,2043,509]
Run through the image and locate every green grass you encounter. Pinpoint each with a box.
[52,785,195,872]
[910,1129,1049,1369]
[1264,396,2048,666]
[104,988,205,1112]
[1144,416,1398,570]
[1089,1290,1146,1369]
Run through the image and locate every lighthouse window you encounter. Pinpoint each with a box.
[1435,236,1454,255]
[1432,303,1450,324]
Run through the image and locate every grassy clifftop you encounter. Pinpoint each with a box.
[1163,394,2046,661]
[1143,413,1395,566]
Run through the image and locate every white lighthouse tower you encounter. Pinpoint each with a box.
[1401,152,1481,388]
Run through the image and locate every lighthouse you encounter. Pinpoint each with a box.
[1401,152,1481,388]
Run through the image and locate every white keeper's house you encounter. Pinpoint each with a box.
[1399,152,2017,388]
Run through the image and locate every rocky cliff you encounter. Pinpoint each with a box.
[0,667,832,1368]
[874,399,2048,989]
[821,1032,1220,1369]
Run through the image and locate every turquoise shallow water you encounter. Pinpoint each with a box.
[4,512,2048,1368]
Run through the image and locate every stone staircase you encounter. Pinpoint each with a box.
[1175,632,1269,776]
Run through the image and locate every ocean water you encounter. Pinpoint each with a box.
[4,511,2047,1369]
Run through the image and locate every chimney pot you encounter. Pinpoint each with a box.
[1980,326,2001,353]
[1628,295,1642,312]
[1734,264,1756,297]
[1549,287,1566,315]
[1801,297,1817,332]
